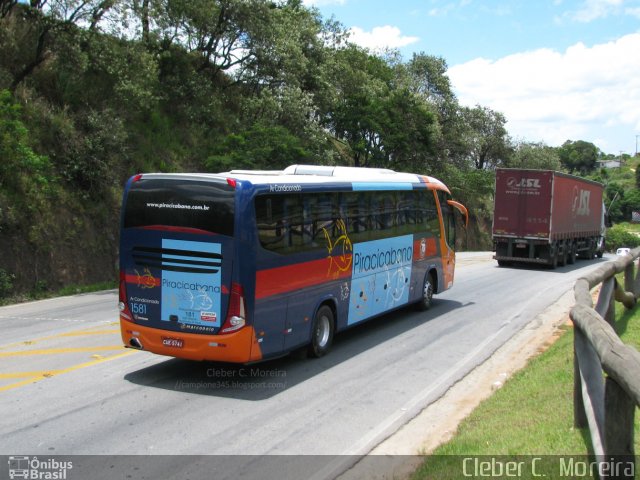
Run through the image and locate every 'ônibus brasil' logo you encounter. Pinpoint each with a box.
[8,456,73,479]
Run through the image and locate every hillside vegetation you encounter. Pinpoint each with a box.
[0,0,638,299]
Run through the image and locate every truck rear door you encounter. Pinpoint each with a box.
[494,169,553,239]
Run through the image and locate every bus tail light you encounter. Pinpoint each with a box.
[119,271,133,322]
[220,283,246,334]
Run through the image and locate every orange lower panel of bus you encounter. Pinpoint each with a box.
[120,317,263,363]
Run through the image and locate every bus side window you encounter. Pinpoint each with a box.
[369,191,395,240]
[257,193,339,254]
[304,192,337,247]
[397,191,413,229]
[256,196,282,249]
[344,192,369,243]
[408,190,438,237]
[256,194,303,253]
[424,190,441,237]
[437,191,455,247]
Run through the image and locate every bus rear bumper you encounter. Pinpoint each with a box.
[120,317,263,363]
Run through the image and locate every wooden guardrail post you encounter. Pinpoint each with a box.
[624,261,635,295]
[604,376,635,456]
[571,247,640,477]
[595,277,616,328]
[573,341,587,429]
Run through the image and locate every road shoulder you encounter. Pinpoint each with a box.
[339,287,575,480]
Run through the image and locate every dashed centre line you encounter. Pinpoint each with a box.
[0,315,111,323]
[0,345,126,358]
[0,351,135,392]
[0,322,119,350]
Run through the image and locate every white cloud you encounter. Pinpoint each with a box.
[448,33,640,153]
[302,0,346,6]
[625,6,640,17]
[428,4,456,16]
[428,0,473,17]
[563,0,627,22]
[347,25,420,50]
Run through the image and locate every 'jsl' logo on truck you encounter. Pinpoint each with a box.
[507,177,541,189]
[573,188,591,216]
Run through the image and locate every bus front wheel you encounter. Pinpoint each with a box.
[308,305,334,358]
[416,273,435,311]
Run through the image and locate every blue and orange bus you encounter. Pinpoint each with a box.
[118,165,468,363]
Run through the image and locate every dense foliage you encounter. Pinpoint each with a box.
[0,0,637,297]
[605,224,640,252]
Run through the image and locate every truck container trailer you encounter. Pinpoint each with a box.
[492,168,605,268]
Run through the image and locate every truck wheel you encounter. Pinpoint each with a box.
[559,245,568,266]
[567,244,576,264]
[308,305,334,358]
[545,246,557,269]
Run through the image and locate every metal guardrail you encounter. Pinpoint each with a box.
[570,247,640,478]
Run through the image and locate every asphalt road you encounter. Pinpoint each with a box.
[0,252,611,479]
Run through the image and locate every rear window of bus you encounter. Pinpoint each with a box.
[123,178,235,236]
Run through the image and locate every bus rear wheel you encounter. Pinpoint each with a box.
[308,305,334,358]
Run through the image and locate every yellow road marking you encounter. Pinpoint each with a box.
[0,321,135,392]
[0,371,50,379]
[0,376,43,391]
[58,329,120,337]
[0,322,120,351]
[0,345,126,358]
[0,350,136,393]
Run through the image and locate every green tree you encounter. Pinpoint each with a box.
[604,181,625,223]
[324,44,393,167]
[393,53,459,174]
[462,105,512,170]
[558,140,599,174]
[606,224,640,251]
[0,0,17,18]
[507,142,561,170]
[3,0,122,91]
[398,54,454,108]
[0,90,51,190]
[621,189,640,221]
[244,0,328,91]
[205,122,311,171]
[377,88,438,171]
[0,89,56,243]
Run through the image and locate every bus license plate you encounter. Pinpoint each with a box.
[162,337,184,348]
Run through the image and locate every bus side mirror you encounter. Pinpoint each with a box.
[447,200,469,228]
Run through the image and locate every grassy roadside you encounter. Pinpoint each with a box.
[411,299,640,479]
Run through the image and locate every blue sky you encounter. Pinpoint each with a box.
[304,0,640,156]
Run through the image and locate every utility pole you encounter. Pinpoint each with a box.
[636,134,639,157]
